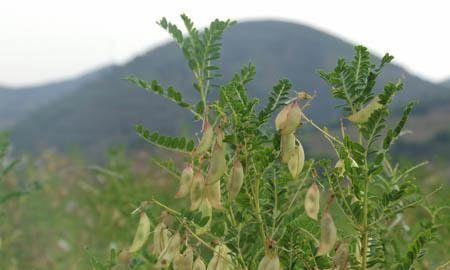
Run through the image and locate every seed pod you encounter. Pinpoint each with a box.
[347,96,383,123]
[257,254,281,270]
[333,242,349,270]
[196,199,212,235]
[190,171,205,211]
[335,158,358,177]
[207,244,233,270]
[280,133,295,163]
[304,183,320,221]
[195,120,214,155]
[175,164,194,198]
[228,159,244,199]
[173,246,194,270]
[316,211,337,256]
[275,102,302,134]
[128,212,151,253]
[156,232,181,268]
[215,127,225,147]
[287,143,305,178]
[118,250,132,264]
[153,222,171,257]
[205,175,222,210]
[209,142,227,178]
[276,102,302,134]
[193,257,207,270]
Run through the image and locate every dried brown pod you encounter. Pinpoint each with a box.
[175,164,194,198]
[316,210,337,256]
[228,159,244,199]
[304,183,320,220]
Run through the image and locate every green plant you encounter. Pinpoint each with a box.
[112,15,443,270]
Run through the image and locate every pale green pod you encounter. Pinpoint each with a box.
[304,183,320,221]
[257,254,281,270]
[316,211,337,256]
[281,102,302,134]
[153,222,171,257]
[156,232,181,268]
[207,244,233,270]
[335,158,358,177]
[333,242,349,270]
[287,143,305,178]
[275,105,290,131]
[205,174,222,210]
[228,159,244,199]
[347,96,383,123]
[128,212,151,253]
[173,246,194,270]
[193,257,207,270]
[175,165,194,198]
[209,142,227,178]
[196,199,212,235]
[280,133,295,163]
[190,171,205,211]
[195,121,214,155]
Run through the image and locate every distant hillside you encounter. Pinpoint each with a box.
[441,78,450,88]
[9,20,450,157]
[0,66,112,129]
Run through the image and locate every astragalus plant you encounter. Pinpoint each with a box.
[104,15,443,270]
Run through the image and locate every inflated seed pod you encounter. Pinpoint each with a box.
[152,222,171,257]
[196,199,212,235]
[193,257,207,270]
[257,254,281,270]
[175,164,194,198]
[347,96,383,123]
[209,142,227,178]
[335,158,358,177]
[215,127,225,147]
[333,242,349,270]
[195,120,214,155]
[190,171,205,211]
[280,133,295,163]
[276,102,302,134]
[316,211,337,256]
[128,212,151,253]
[287,143,305,178]
[156,232,181,268]
[207,244,233,270]
[205,175,222,210]
[173,246,194,270]
[304,183,320,221]
[228,159,244,199]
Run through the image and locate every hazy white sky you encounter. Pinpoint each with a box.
[1,0,449,87]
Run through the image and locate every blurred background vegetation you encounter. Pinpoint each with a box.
[0,20,449,269]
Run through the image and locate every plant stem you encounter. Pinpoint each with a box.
[361,174,369,270]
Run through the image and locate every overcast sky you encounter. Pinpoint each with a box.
[1,0,449,87]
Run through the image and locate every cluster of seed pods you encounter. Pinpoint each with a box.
[123,210,236,269]
[275,101,305,178]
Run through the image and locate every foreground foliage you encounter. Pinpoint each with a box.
[112,15,447,270]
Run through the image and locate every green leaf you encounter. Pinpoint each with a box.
[135,125,195,153]
[258,78,292,124]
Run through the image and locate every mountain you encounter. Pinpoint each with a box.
[441,78,450,88]
[0,66,112,129]
[8,20,450,157]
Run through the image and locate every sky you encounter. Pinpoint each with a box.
[1,0,449,87]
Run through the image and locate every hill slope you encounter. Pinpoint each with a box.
[0,66,112,129]
[10,20,450,157]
